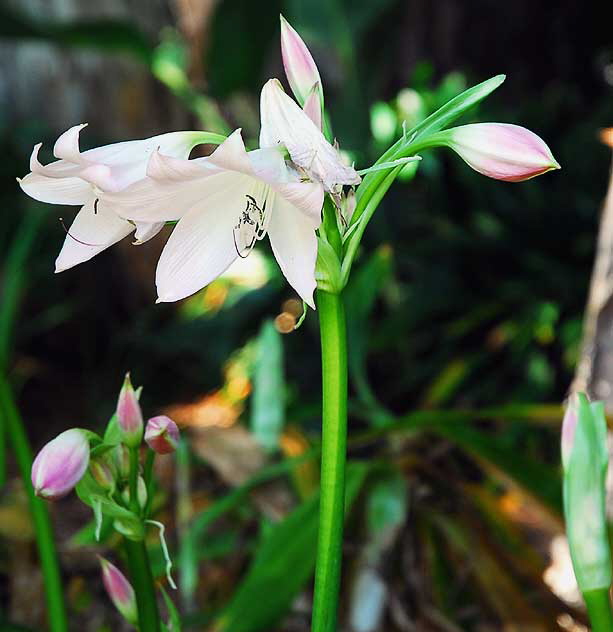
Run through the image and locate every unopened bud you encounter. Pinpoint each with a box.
[145,416,180,454]
[112,444,131,480]
[31,429,90,499]
[116,373,143,448]
[280,15,323,108]
[89,456,116,492]
[444,123,560,182]
[122,476,148,510]
[98,557,138,625]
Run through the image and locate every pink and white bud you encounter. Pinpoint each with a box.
[445,123,560,182]
[280,15,323,108]
[31,429,90,499]
[145,415,180,454]
[117,373,143,447]
[561,393,579,469]
[98,557,138,625]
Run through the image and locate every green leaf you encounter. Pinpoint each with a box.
[250,321,285,452]
[315,236,343,294]
[160,585,182,632]
[564,394,611,592]
[216,463,369,632]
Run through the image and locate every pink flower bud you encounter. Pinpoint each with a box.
[145,415,180,454]
[31,429,90,499]
[89,456,116,491]
[280,15,323,108]
[446,123,560,182]
[117,373,143,447]
[98,557,138,625]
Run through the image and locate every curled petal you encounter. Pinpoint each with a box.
[55,198,134,273]
[133,221,165,245]
[53,123,88,163]
[18,172,91,205]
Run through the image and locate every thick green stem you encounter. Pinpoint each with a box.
[584,588,613,632]
[124,538,161,632]
[312,290,348,632]
[0,375,68,631]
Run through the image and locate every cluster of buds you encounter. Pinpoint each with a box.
[30,372,180,626]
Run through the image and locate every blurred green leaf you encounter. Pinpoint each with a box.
[216,462,368,632]
[250,320,285,452]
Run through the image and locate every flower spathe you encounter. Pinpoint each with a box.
[31,428,90,499]
[98,557,138,625]
[108,129,323,307]
[145,416,180,454]
[444,123,560,182]
[18,125,209,272]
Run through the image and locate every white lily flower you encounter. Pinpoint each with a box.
[260,79,360,193]
[18,125,209,272]
[106,128,324,308]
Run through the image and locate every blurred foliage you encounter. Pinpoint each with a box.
[1,0,613,630]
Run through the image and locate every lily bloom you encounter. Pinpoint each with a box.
[18,125,211,271]
[106,79,359,307]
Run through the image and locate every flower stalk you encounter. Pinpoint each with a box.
[0,375,68,631]
[312,289,348,632]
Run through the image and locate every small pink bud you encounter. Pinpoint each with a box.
[280,15,323,108]
[145,415,180,454]
[117,373,143,447]
[31,429,90,499]
[561,394,579,469]
[446,123,560,182]
[98,557,138,625]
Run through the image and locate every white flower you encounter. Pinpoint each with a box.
[260,79,360,192]
[106,129,324,308]
[18,125,209,272]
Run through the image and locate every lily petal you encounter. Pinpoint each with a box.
[155,172,253,302]
[18,172,91,205]
[259,79,360,191]
[54,124,88,163]
[267,196,319,308]
[55,198,134,273]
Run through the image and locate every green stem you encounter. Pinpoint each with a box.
[124,538,161,632]
[0,375,68,631]
[129,446,140,514]
[584,588,613,632]
[143,449,155,518]
[312,290,348,632]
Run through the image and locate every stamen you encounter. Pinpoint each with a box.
[233,192,270,258]
[93,198,99,214]
[59,218,104,247]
